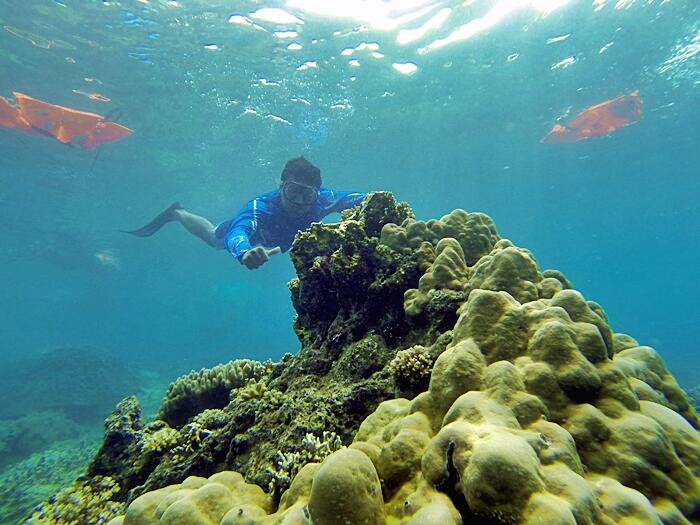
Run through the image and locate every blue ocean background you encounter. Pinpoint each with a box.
[0,0,698,519]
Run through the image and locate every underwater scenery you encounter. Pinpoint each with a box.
[0,0,699,524]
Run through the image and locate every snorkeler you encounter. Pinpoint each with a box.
[124,157,366,270]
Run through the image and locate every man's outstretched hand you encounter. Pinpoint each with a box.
[242,246,282,270]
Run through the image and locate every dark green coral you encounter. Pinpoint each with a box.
[289,192,421,355]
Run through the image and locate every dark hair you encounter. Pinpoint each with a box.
[281,156,321,188]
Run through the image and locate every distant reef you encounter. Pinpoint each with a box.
[24,192,700,525]
[0,346,138,424]
[0,345,140,480]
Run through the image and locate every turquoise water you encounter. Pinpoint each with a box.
[0,1,698,399]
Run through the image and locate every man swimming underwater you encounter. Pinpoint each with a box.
[124,157,366,270]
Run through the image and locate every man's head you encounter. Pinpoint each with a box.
[279,156,321,216]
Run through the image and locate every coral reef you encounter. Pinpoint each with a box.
[157,359,272,428]
[288,192,419,354]
[25,476,123,525]
[265,431,343,497]
[104,472,271,525]
[32,193,700,524]
[0,370,167,523]
[0,438,99,524]
[689,385,700,412]
[0,411,86,470]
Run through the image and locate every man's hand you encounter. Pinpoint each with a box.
[242,246,281,270]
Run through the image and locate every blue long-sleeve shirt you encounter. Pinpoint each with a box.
[214,188,366,262]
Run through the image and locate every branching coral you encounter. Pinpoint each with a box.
[234,380,268,402]
[389,345,435,393]
[266,431,344,498]
[157,359,272,427]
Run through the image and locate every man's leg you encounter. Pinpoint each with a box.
[123,203,219,248]
[173,209,219,248]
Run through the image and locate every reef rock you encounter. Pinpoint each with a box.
[27,193,700,525]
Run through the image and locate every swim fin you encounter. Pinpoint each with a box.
[122,202,183,237]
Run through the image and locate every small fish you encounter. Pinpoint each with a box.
[72,89,111,102]
[546,34,571,45]
[551,55,577,70]
[94,250,120,268]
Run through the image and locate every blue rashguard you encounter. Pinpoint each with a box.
[214,188,366,263]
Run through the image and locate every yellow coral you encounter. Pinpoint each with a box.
[404,238,471,316]
[307,449,385,525]
[235,380,267,402]
[465,239,541,303]
[26,476,123,525]
[381,209,499,272]
[103,214,700,525]
[122,472,271,525]
[142,426,179,454]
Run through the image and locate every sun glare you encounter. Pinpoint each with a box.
[283,0,572,53]
[286,0,439,30]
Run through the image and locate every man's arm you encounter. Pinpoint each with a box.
[240,246,281,270]
[223,214,254,262]
[327,190,367,214]
[223,200,259,262]
[222,200,281,270]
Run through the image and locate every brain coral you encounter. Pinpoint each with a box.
[36,194,700,525]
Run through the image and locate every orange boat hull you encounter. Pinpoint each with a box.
[0,92,132,149]
[542,90,642,144]
[0,95,32,131]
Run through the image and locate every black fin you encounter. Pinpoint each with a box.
[122,202,183,237]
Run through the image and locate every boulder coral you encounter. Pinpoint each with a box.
[28,193,699,525]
